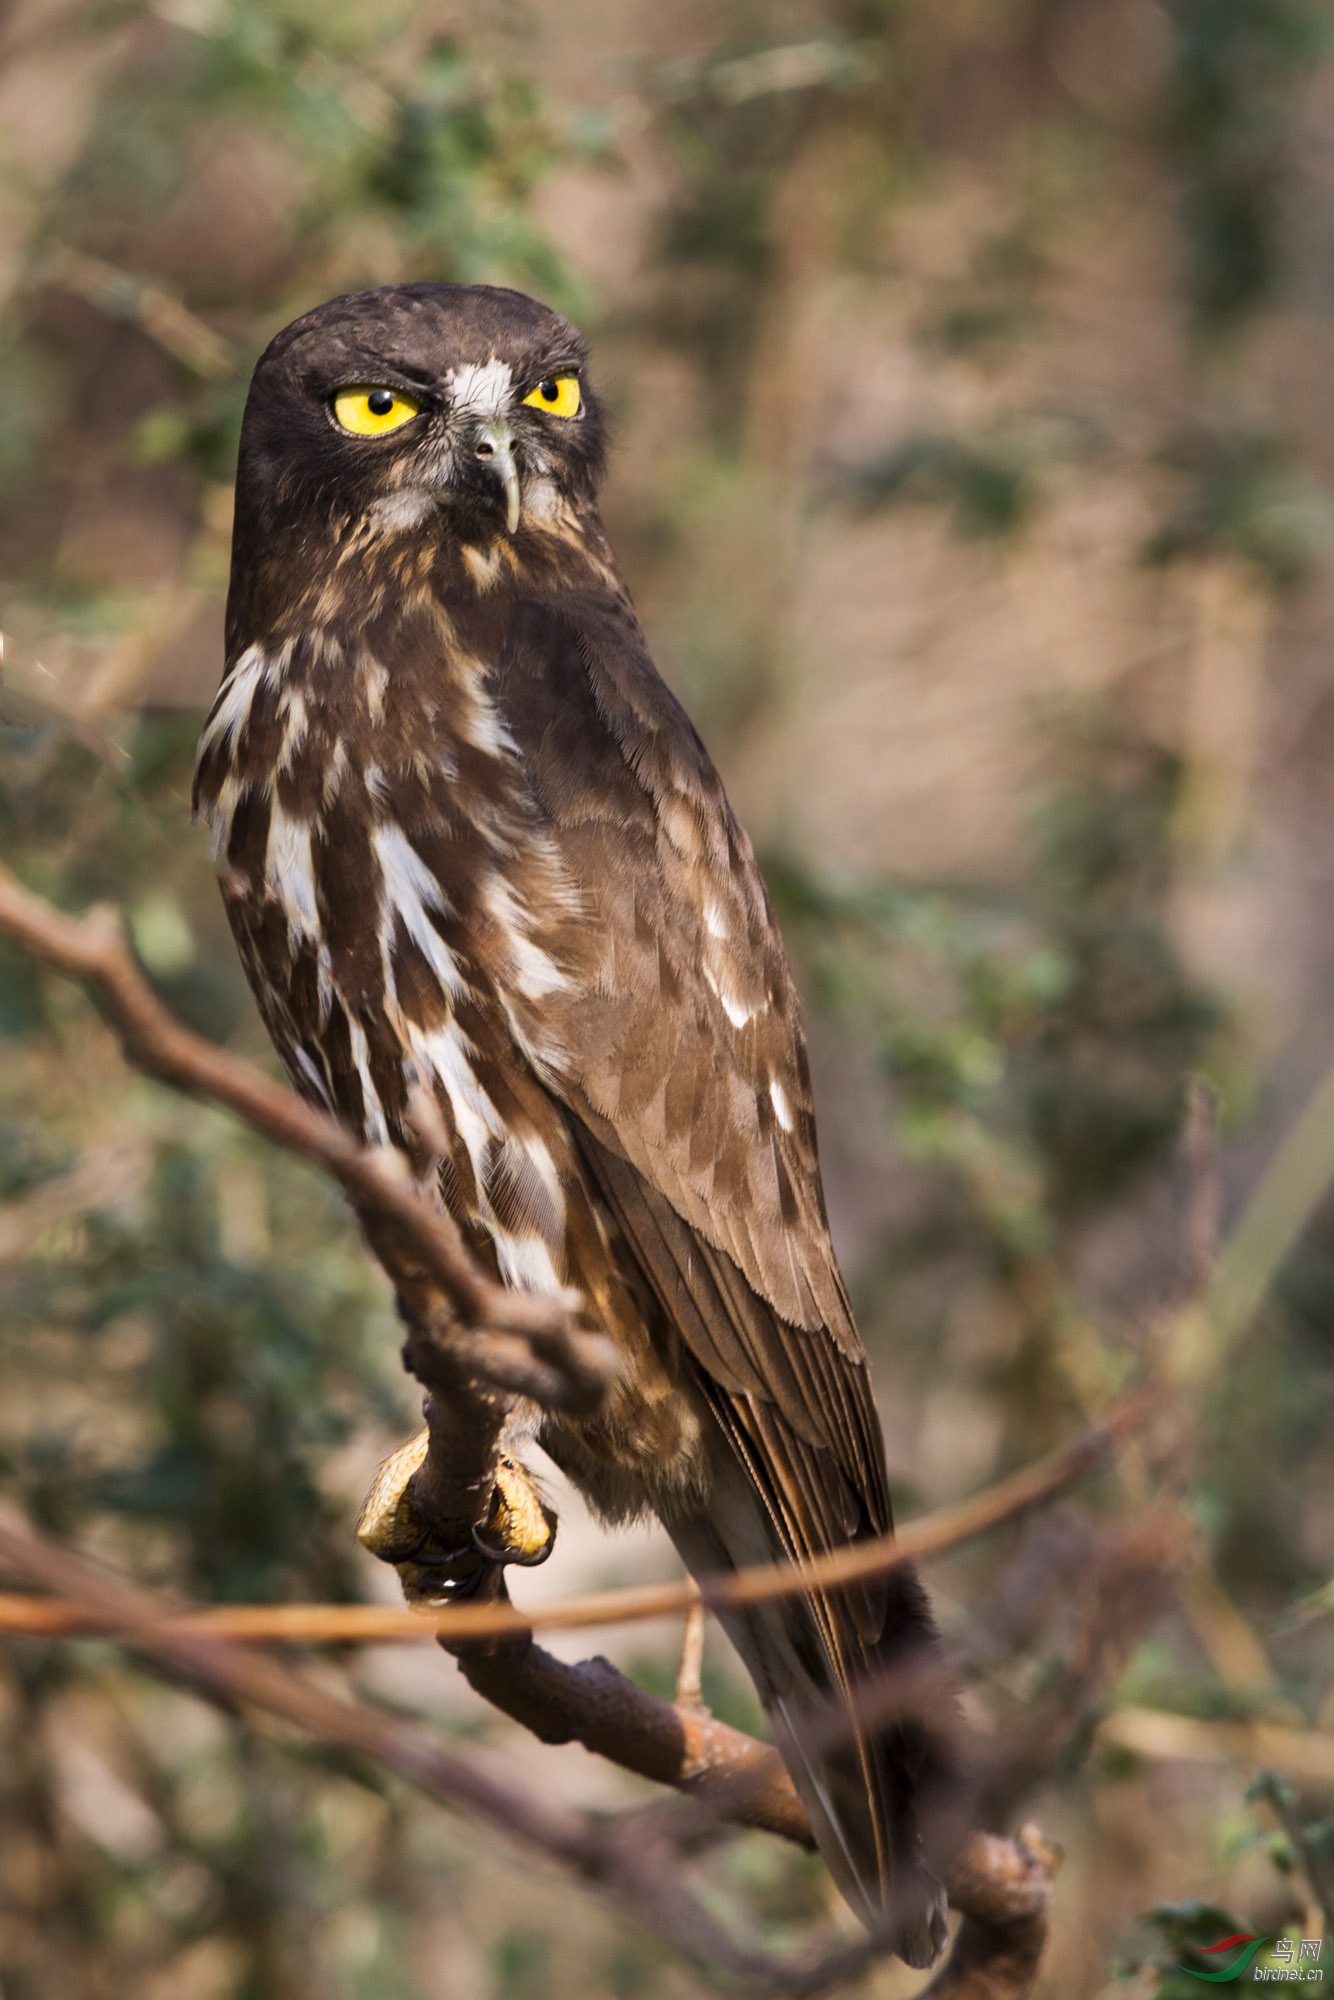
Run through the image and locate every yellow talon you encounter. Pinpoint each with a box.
[475,1455,557,1566]
[355,1429,431,1561]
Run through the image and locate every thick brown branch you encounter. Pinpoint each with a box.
[449,1633,1055,1998]
[926,1831,1058,2000]
[450,1631,814,1846]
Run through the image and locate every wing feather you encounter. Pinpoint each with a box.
[493,583,952,1957]
[495,589,879,1465]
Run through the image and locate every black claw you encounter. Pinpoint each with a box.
[470,1519,555,1568]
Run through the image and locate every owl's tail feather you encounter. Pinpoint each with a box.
[725,1584,954,1969]
[666,1482,959,1968]
[760,1592,948,1968]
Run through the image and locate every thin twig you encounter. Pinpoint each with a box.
[675,1594,707,1710]
[0,1506,864,1992]
[1180,1074,1222,1302]
[1178,1052,1334,1382]
[974,1506,1193,1826]
[0,1384,1159,1646]
[33,245,236,380]
[1097,1706,1334,1787]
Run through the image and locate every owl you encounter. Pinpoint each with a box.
[193,283,951,1964]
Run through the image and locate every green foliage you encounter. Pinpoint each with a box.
[1,0,587,567]
[848,429,1044,539]
[1130,1900,1269,1992]
[60,6,578,301]
[1147,425,1334,591]
[0,719,404,1555]
[0,935,47,1038]
[646,22,891,427]
[490,1928,550,1998]
[0,716,431,1996]
[842,409,1115,545]
[1162,0,1330,328]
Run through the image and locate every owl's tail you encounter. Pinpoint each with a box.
[666,1459,959,1968]
[763,1576,954,1962]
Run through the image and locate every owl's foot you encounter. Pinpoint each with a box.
[472,1454,559,1567]
[356,1429,557,1606]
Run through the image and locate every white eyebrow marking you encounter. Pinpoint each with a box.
[445,359,514,420]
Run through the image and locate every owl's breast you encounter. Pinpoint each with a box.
[194,623,595,1310]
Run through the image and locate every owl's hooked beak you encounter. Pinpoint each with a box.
[472,417,521,535]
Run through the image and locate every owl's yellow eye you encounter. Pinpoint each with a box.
[332,386,422,437]
[522,374,581,419]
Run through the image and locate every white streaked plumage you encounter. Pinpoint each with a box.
[362,657,389,724]
[480,871,570,1000]
[374,821,466,1004]
[198,773,246,861]
[197,644,278,760]
[292,1046,331,1104]
[702,958,758,1029]
[409,1018,502,1182]
[492,1228,567,1297]
[265,805,319,940]
[346,1015,390,1146]
[277,685,309,768]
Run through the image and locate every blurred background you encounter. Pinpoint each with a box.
[2,0,1334,1994]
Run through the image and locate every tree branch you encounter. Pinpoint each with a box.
[0,862,615,1413]
[0,1505,1056,1997]
[0,862,1064,1994]
[33,245,237,381]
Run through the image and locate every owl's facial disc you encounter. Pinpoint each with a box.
[250,294,601,555]
[224,284,608,641]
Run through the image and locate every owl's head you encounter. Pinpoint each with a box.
[232,284,606,575]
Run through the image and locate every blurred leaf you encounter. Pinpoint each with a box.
[1146,426,1334,590]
